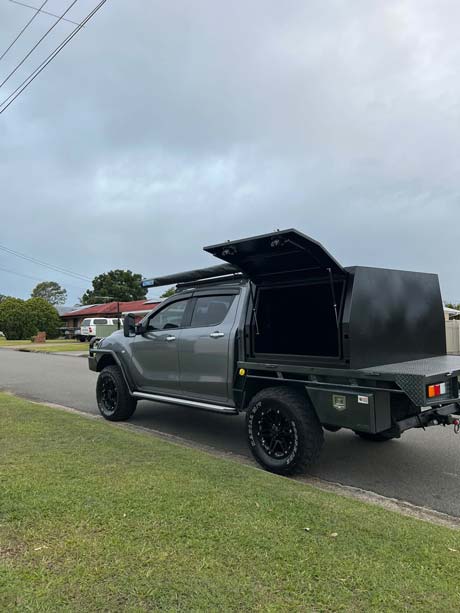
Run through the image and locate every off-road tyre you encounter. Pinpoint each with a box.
[246,386,324,475]
[96,365,137,421]
[354,431,394,442]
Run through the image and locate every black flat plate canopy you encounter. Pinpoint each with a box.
[204,229,346,282]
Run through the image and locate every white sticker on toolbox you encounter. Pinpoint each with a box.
[358,395,369,404]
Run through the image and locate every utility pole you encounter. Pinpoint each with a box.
[92,295,121,329]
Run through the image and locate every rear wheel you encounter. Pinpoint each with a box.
[246,387,324,475]
[354,431,394,442]
[96,365,137,421]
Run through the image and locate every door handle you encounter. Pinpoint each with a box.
[209,331,224,339]
[165,335,176,342]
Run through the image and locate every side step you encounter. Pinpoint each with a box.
[132,391,238,414]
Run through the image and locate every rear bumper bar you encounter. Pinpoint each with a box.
[397,402,460,433]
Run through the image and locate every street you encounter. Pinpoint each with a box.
[1,349,460,517]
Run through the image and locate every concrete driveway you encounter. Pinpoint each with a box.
[2,349,460,517]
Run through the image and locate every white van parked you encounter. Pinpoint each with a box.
[79,318,122,342]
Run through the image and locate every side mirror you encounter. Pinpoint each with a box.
[123,313,136,337]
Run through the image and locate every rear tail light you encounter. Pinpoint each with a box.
[89,327,93,333]
[427,382,447,398]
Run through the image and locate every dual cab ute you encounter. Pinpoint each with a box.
[89,229,460,475]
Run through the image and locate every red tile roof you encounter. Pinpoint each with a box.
[61,300,159,318]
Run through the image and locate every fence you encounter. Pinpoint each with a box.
[446,320,460,354]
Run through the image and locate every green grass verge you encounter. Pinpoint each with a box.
[0,339,83,347]
[21,343,89,353]
[1,393,459,612]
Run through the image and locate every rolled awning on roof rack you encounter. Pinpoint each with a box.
[141,263,241,288]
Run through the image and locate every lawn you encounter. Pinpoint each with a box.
[1,393,460,612]
[0,339,89,352]
[0,339,81,346]
[0,339,36,346]
[21,343,89,353]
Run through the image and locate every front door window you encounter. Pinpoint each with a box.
[147,301,187,331]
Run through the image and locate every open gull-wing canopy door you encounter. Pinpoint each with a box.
[204,229,346,283]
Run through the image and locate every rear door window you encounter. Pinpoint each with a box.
[190,296,235,327]
[81,319,91,326]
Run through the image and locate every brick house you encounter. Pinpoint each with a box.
[60,299,160,330]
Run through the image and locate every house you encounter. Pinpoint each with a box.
[60,299,160,330]
[444,306,460,321]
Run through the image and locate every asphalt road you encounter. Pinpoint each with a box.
[2,349,460,517]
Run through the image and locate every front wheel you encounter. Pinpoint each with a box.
[96,365,137,421]
[246,387,324,475]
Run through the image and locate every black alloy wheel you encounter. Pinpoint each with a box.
[246,387,324,475]
[96,365,137,421]
[99,374,118,416]
[253,406,297,460]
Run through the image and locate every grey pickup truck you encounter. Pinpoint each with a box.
[89,229,460,475]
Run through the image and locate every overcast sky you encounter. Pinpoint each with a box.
[1,0,460,304]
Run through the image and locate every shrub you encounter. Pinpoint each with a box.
[0,298,36,340]
[0,297,62,340]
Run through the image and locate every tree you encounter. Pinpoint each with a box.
[160,287,176,298]
[26,298,62,339]
[0,298,35,339]
[80,270,147,305]
[31,281,67,305]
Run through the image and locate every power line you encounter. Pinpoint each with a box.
[8,0,81,26]
[0,0,107,114]
[0,264,45,282]
[0,265,88,291]
[0,242,92,281]
[0,266,89,291]
[0,243,91,280]
[0,0,79,91]
[0,0,49,62]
